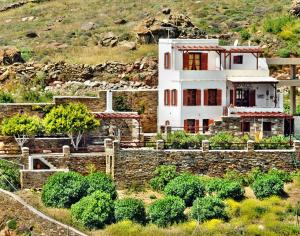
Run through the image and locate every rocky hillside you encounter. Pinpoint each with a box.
[0,0,300,101]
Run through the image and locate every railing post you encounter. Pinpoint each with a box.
[247,140,255,152]
[202,140,210,152]
[22,147,30,169]
[156,140,164,150]
[104,138,113,150]
[62,145,70,159]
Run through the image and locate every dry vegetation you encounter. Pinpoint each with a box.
[0,0,294,64]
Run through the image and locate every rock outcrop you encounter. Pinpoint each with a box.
[136,14,206,44]
[290,0,300,16]
[0,47,24,65]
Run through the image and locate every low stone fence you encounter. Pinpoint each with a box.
[105,139,300,188]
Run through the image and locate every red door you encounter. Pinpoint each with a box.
[249,90,256,107]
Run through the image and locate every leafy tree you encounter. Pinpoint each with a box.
[1,114,42,148]
[43,103,100,150]
[164,173,205,206]
[114,198,146,224]
[148,196,186,227]
[85,172,117,199]
[71,191,114,229]
[191,196,227,222]
[251,174,284,199]
[41,171,88,208]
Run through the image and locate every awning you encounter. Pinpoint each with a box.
[227,47,264,53]
[228,76,278,83]
[176,45,226,52]
[237,112,292,118]
[93,112,141,119]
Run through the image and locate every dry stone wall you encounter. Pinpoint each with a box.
[110,144,300,188]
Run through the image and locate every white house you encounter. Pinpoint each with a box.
[158,38,293,136]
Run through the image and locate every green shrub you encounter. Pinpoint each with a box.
[206,178,244,200]
[41,171,87,208]
[268,169,292,183]
[7,219,17,230]
[251,174,284,199]
[71,190,114,229]
[209,132,249,150]
[243,168,263,186]
[114,198,146,224]
[0,160,20,191]
[240,29,251,40]
[85,172,117,199]
[164,173,205,206]
[263,16,292,34]
[0,91,14,103]
[149,165,177,191]
[255,135,290,149]
[148,196,186,227]
[191,196,227,222]
[164,131,205,149]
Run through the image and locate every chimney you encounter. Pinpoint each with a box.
[105,90,114,112]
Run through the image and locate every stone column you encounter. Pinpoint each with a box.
[247,140,255,152]
[113,140,120,154]
[62,145,70,158]
[202,140,210,152]
[21,147,30,169]
[156,140,164,150]
[105,90,114,112]
[104,138,113,150]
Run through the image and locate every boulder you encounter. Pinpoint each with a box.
[81,22,96,31]
[290,0,300,16]
[99,32,118,47]
[26,31,38,38]
[119,41,137,50]
[114,18,127,24]
[0,47,24,65]
[162,8,171,14]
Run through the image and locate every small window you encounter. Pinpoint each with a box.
[233,55,243,64]
[241,122,250,132]
[171,89,177,106]
[164,52,171,69]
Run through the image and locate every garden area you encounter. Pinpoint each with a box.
[1,159,300,236]
[153,131,294,150]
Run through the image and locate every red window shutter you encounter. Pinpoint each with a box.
[164,52,170,69]
[200,53,208,70]
[208,119,214,126]
[184,120,188,132]
[164,90,170,106]
[217,90,222,106]
[174,90,178,106]
[183,52,189,70]
[195,120,200,133]
[204,89,209,105]
[164,90,167,105]
[183,90,188,106]
[196,90,201,106]
[230,90,233,104]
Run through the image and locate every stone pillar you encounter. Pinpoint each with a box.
[104,138,113,150]
[165,126,172,135]
[202,140,210,152]
[62,145,70,158]
[247,140,255,152]
[290,65,297,115]
[156,140,164,150]
[294,140,300,152]
[105,90,114,112]
[22,147,30,169]
[113,140,120,154]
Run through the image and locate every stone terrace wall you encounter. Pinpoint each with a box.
[67,153,106,174]
[110,141,300,187]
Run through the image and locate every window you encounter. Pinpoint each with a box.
[208,89,217,105]
[164,52,171,69]
[171,89,178,106]
[263,122,272,132]
[164,89,170,106]
[241,122,250,132]
[183,52,208,70]
[184,119,199,133]
[233,55,243,64]
[204,89,222,106]
[183,89,201,106]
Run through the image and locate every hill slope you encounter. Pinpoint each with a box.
[0,0,296,65]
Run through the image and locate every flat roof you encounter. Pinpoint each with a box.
[228,76,278,83]
[277,79,300,87]
[266,58,300,65]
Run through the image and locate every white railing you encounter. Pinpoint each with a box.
[228,106,284,115]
